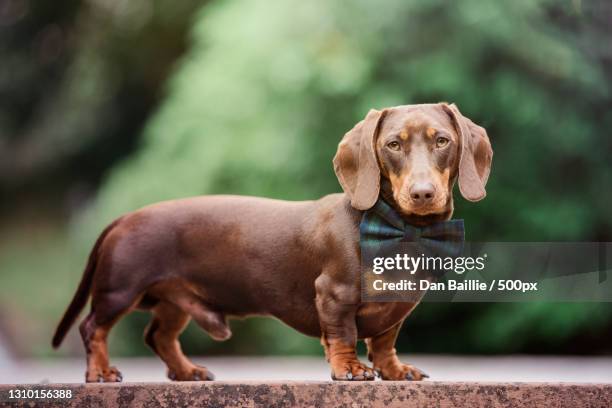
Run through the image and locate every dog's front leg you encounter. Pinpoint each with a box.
[315,274,375,381]
[365,321,429,381]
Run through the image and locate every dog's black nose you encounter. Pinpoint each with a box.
[409,182,435,205]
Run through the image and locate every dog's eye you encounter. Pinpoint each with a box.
[435,137,449,148]
[387,141,401,151]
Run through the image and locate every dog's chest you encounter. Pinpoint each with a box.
[355,302,417,337]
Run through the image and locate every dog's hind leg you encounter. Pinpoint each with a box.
[79,312,123,383]
[79,289,143,382]
[144,301,216,381]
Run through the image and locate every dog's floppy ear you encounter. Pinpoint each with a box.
[443,103,493,202]
[333,109,387,210]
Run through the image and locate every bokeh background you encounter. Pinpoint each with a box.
[1,0,611,360]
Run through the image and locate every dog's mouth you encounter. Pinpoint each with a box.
[395,194,448,217]
[380,178,451,224]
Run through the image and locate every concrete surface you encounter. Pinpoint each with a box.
[1,381,611,407]
[2,355,612,384]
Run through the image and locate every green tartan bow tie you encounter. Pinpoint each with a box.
[360,199,465,273]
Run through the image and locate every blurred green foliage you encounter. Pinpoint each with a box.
[0,0,202,208]
[1,0,611,357]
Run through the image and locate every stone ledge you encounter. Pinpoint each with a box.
[1,381,611,407]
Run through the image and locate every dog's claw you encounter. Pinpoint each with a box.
[421,371,429,379]
[193,373,202,381]
[116,374,123,382]
[374,369,381,378]
[168,371,177,381]
[346,372,353,380]
[205,371,215,381]
[97,376,103,383]
[405,372,414,381]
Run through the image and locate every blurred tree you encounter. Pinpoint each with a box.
[0,0,202,215]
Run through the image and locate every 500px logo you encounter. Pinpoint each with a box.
[371,254,488,275]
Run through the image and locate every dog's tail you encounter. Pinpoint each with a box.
[51,218,121,349]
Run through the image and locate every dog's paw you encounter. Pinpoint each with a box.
[377,363,428,381]
[86,366,123,383]
[331,360,376,381]
[167,366,215,382]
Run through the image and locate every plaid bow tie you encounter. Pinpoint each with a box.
[360,199,465,276]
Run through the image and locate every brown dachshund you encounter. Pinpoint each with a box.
[52,103,492,382]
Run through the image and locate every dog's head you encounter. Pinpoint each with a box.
[334,103,492,224]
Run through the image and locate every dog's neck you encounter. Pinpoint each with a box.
[379,178,454,227]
